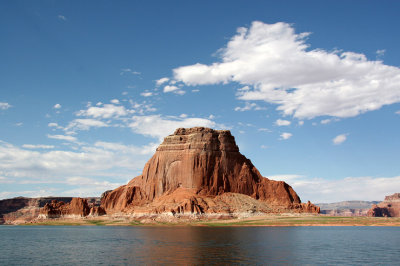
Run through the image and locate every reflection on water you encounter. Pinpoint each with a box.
[1,226,399,265]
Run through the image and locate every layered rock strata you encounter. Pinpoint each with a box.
[0,197,76,224]
[368,193,400,217]
[317,201,378,216]
[102,127,319,215]
[39,198,105,219]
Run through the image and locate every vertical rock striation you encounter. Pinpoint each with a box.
[102,127,319,215]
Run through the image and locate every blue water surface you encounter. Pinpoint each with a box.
[0,226,399,265]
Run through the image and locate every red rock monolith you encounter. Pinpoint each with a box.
[102,127,319,215]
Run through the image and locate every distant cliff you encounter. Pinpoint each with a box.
[368,193,400,217]
[317,201,378,216]
[0,197,100,224]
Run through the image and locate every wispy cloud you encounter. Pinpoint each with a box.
[234,102,266,112]
[66,119,109,131]
[376,49,385,59]
[47,134,77,142]
[271,174,400,203]
[58,15,67,21]
[22,144,55,149]
[0,102,12,110]
[156,77,169,86]
[120,68,141,75]
[141,91,153,97]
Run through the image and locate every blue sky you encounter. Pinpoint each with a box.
[1,0,400,202]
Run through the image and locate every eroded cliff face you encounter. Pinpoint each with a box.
[39,198,105,218]
[0,197,76,224]
[102,127,319,215]
[368,193,400,217]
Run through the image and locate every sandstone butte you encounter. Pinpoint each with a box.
[367,193,400,217]
[99,127,320,216]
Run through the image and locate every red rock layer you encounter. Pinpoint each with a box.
[40,198,94,218]
[368,193,400,217]
[102,127,319,214]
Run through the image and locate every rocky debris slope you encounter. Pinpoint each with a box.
[317,201,379,216]
[102,127,319,215]
[0,197,101,224]
[368,193,400,217]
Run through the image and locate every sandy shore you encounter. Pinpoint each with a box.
[9,214,400,227]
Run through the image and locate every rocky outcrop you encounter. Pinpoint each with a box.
[368,193,400,217]
[0,197,102,223]
[102,127,319,215]
[39,198,91,218]
[0,197,75,224]
[89,206,106,216]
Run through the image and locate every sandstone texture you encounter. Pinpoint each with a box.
[102,127,319,215]
[0,197,101,224]
[0,197,75,224]
[368,193,400,217]
[39,198,105,219]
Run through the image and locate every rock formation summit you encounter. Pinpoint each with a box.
[368,193,400,217]
[102,127,319,215]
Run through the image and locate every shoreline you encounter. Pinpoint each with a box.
[4,215,400,227]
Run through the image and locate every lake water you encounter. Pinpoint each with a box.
[0,226,399,265]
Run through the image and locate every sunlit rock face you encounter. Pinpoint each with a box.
[368,193,400,217]
[101,127,320,215]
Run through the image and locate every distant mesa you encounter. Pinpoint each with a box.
[101,127,319,216]
[0,197,100,224]
[367,193,400,217]
[317,201,379,216]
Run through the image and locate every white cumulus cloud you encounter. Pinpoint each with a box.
[333,133,348,145]
[66,119,109,131]
[128,115,217,140]
[173,21,400,119]
[76,104,129,119]
[275,119,291,126]
[53,104,61,109]
[0,140,154,198]
[280,132,292,140]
